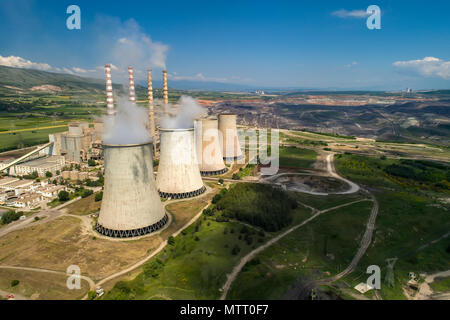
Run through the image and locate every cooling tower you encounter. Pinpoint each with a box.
[156,128,205,199]
[194,118,228,176]
[105,64,114,116]
[218,114,244,161]
[96,142,168,238]
[128,66,136,103]
[147,69,156,155]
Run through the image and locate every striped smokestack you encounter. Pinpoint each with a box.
[105,64,114,116]
[163,69,169,107]
[128,66,136,103]
[147,69,156,154]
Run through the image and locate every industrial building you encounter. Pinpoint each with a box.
[218,114,244,161]
[9,155,65,177]
[49,121,103,163]
[156,128,205,199]
[96,142,168,238]
[194,117,227,176]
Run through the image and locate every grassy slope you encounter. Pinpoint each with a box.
[334,153,450,299]
[279,146,317,168]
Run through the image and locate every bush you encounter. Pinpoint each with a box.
[143,259,165,278]
[232,173,241,180]
[95,191,103,202]
[168,236,175,245]
[88,159,96,167]
[10,280,20,287]
[231,245,241,255]
[81,189,93,198]
[88,290,97,300]
[45,171,53,178]
[1,211,22,225]
[58,190,70,202]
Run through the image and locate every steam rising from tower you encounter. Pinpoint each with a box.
[128,66,136,103]
[105,64,114,116]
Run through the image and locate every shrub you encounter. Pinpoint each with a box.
[81,189,93,198]
[88,159,96,167]
[10,280,19,287]
[232,173,241,180]
[1,211,22,225]
[168,236,175,246]
[45,171,53,178]
[231,245,241,255]
[95,191,103,202]
[58,190,70,202]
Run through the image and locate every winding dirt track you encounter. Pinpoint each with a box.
[220,153,376,299]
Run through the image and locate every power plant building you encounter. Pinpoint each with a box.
[96,142,168,238]
[156,128,205,199]
[194,118,227,176]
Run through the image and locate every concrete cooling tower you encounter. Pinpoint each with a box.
[194,118,228,176]
[96,142,168,238]
[218,114,244,161]
[157,128,206,199]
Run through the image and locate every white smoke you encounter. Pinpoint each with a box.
[161,96,207,129]
[102,96,151,145]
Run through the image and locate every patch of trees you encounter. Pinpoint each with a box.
[214,184,297,232]
[1,210,22,225]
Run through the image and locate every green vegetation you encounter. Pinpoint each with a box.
[58,191,70,202]
[1,210,22,225]
[214,184,298,232]
[228,200,372,299]
[430,276,450,293]
[94,191,103,202]
[10,279,20,287]
[279,146,317,168]
[335,153,450,299]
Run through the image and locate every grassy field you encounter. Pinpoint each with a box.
[61,193,101,216]
[279,146,317,168]
[334,153,450,299]
[430,276,450,293]
[0,268,90,300]
[103,185,313,300]
[227,200,372,299]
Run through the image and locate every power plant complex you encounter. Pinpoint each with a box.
[95,65,243,238]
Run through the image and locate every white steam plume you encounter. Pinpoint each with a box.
[103,96,151,145]
[161,96,207,129]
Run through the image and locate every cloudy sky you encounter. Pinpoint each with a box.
[0,0,449,90]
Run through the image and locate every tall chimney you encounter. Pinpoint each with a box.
[163,69,169,107]
[105,64,114,116]
[147,69,156,155]
[128,66,136,103]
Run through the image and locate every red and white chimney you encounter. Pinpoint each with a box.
[105,64,114,116]
[128,66,136,103]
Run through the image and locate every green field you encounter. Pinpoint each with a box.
[227,200,372,299]
[103,185,312,300]
[335,153,450,299]
[279,146,317,168]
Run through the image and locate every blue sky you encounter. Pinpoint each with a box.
[0,0,449,90]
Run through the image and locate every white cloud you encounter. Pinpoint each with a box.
[345,61,358,67]
[393,57,450,79]
[0,55,52,70]
[331,9,368,19]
